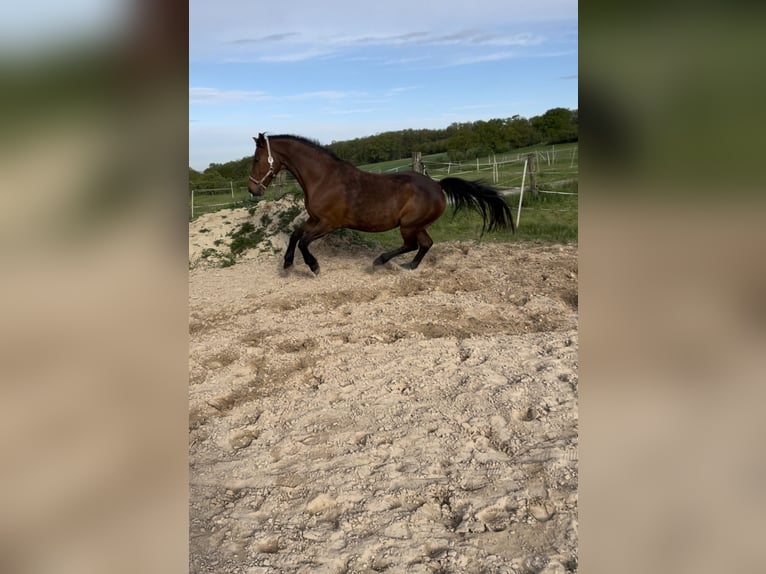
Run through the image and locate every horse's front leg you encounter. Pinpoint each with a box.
[283,226,303,269]
[297,218,334,274]
[284,217,331,274]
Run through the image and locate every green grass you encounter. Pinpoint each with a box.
[190,188,251,219]
[511,189,578,243]
[358,157,413,173]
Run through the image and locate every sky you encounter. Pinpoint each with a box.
[189,0,578,171]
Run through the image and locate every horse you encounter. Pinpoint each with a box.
[247,133,514,273]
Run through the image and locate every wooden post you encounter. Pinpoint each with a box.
[191,189,194,219]
[527,153,538,197]
[412,151,423,174]
[517,158,528,228]
[230,181,234,199]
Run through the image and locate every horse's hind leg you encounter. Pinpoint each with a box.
[373,241,417,267]
[373,228,418,267]
[403,229,434,270]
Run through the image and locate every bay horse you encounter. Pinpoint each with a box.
[247,133,514,273]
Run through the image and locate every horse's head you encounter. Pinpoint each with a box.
[247,133,280,196]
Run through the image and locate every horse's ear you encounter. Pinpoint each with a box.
[256,132,266,143]
[252,136,258,144]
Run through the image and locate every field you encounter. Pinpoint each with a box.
[189,198,578,572]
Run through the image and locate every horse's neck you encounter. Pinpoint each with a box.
[276,140,332,194]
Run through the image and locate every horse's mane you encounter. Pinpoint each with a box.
[271,134,348,164]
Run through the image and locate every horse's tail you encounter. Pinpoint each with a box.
[439,177,515,234]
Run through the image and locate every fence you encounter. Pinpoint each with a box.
[189,172,292,219]
[417,144,578,227]
[372,144,578,179]
[423,145,578,184]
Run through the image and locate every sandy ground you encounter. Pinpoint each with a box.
[189,205,578,573]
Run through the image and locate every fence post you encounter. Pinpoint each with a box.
[191,189,194,219]
[527,153,538,197]
[230,181,234,198]
[517,158,528,228]
[412,151,423,174]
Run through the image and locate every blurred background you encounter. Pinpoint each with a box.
[1,1,764,573]
[580,2,766,573]
[0,1,188,572]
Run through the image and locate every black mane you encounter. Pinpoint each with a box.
[271,134,348,164]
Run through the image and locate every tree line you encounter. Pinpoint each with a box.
[189,107,577,189]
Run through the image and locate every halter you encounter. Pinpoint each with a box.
[248,133,275,188]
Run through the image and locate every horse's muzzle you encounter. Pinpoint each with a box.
[247,182,266,196]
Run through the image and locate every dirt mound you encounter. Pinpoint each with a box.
[189,196,305,268]
[189,207,578,573]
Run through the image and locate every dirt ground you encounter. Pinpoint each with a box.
[189,204,578,573]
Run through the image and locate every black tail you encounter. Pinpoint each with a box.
[439,177,515,234]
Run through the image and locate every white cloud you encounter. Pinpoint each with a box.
[329,30,543,48]
[450,51,519,66]
[476,32,544,46]
[385,86,418,95]
[190,87,368,105]
[189,87,271,104]
[256,49,337,63]
[383,56,430,66]
[191,0,576,38]
[287,90,366,101]
[325,108,382,116]
[228,33,299,44]
[190,0,576,62]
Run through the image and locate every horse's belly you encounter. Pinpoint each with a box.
[343,200,400,232]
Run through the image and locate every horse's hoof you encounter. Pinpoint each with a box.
[310,264,320,275]
[283,260,293,270]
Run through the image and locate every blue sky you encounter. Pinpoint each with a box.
[189,0,578,171]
